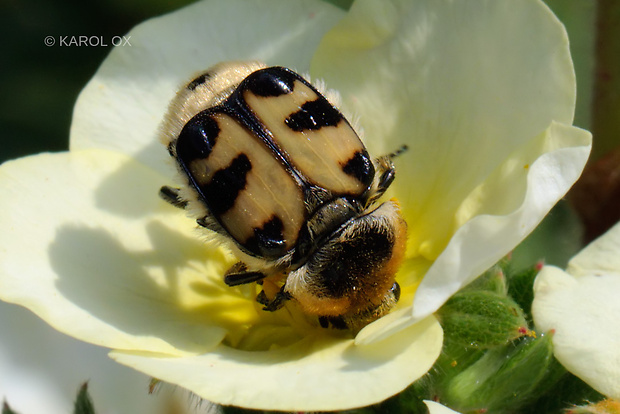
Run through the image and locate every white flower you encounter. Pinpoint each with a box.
[0,301,160,414]
[425,400,463,414]
[0,0,590,410]
[533,221,620,400]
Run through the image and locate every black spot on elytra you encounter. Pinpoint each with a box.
[285,99,343,132]
[243,67,297,97]
[201,154,252,215]
[245,215,287,258]
[187,73,212,90]
[342,150,374,188]
[176,112,220,163]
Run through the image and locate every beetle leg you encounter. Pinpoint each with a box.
[224,271,267,286]
[318,315,348,329]
[159,186,188,209]
[224,262,267,286]
[261,286,292,312]
[256,290,270,306]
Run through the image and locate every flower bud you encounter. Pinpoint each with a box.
[438,290,528,349]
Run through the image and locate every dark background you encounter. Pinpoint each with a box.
[0,0,194,164]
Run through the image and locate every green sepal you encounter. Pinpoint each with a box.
[507,263,542,324]
[74,382,95,414]
[437,290,528,349]
[441,333,563,413]
[462,263,508,295]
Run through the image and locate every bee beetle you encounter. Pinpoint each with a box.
[159,61,407,330]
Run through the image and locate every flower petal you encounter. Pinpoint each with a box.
[69,0,345,177]
[566,222,620,277]
[425,401,462,414]
[0,150,249,356]
[532,222,620,400]
[0,301,161,414]
[312,0,578,256]
[311,0,590,334]
[412,122,591,319]
[111,314,442,411]
[359,123,590,344]
[312,0,575,160]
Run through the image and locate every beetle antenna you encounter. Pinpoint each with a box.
[387,144,408,159]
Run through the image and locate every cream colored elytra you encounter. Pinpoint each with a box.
[158,61,407,331]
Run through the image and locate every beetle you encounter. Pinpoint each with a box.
[159,61,407,330]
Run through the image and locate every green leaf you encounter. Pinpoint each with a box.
[518,370,604,413]
[74,382,95,414]
[321,0,353,10]
[2,402,19,414]
[220,407,261,414]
